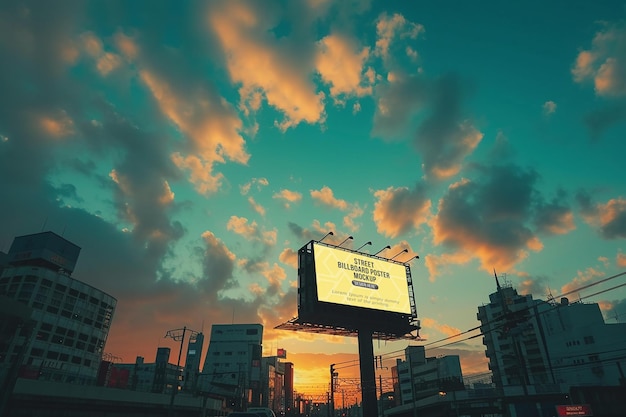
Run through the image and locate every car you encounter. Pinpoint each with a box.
[246,407,277,417]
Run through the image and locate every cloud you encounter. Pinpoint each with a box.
[573,22,626,138]
[226,216,277,246]
[310,186,349,210]
[372,183,431,238]
[415,75,483,180]
[248,197,266,217]
[273,189,303,208]
[560,267,605,300]
[374,12,424,63]
[372,71,428,137]
[584,101,626,139]
[517,275,551,297]
[139,68,249,194]
[373,72,483,180]
[206,0,326,131]
[533,191,576,235]
[430,164,549,276]
[316,33,372,99]
[80,31,122,76]
[343,205,364,233]
[419,317,461,338]
[618,251,626,268]
[572,22,626,97]
[577,193,626,239]
[278,248,298,269]
[542,100,557,116]
[240,177,269,195]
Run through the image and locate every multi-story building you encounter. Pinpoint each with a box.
[541,297,626,389]
[477,279,553,392]
[283,361,294,413]
[117,348,181,393]
[182,331,204,393]
[392,345,464,406]
[261,355,289,413]
[477,275,626,415]
[199,323,263,409]
[0,231,116,386]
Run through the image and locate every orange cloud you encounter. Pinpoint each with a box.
[279,248,298,269]
[80,32,122,76]
[560,267,605,299]
[207,1,326,130]
[273,189,303,208]
[248,196,266,217]
[375,13,424,62]
[572,23,626,97]
[420,317,461,338]
[316,34,372,98]
[617,252,626,268]
[581,197,626,239]
[38,110,74,138]
[373,186,431,238]
[227,216,276,245]
[424,252,472,283]
[311,186,349,210]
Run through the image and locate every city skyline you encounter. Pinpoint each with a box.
[1,0,626,397]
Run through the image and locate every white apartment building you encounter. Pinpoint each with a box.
[393,345,463,405]
[541,297,626,389]
[0,232,116,386]
[198,323,263,408]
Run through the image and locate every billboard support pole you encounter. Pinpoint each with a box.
[358,328,377,417]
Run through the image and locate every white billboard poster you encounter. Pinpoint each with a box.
[313,242,412,314]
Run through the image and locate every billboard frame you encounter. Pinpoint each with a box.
[278,240,420,339]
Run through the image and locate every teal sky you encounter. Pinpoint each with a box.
[1,0,625,394]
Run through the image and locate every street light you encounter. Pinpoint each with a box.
[373,245,391,256]
[319,231,334,242]
[337,236,353,247]
[356,241,372,251]
[404,255,420,263]
[389,248,408,260]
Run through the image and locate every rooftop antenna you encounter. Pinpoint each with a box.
[41,216,48,232]
[493,268,501,290]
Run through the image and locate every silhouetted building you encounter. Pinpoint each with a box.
[116,349,181,394]
[0,232,116,385]
[198,323,263,410]
[393,346,464,406]
[283,361,294,413]
[477,276,626,416]
[183,331,204,393]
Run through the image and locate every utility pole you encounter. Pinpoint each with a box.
[165,326,199,415]
[329,364,337,417]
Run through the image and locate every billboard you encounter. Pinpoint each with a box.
[296,240,417,336]
[313,242,411,314]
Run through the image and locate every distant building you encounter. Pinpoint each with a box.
[182,331,204,393]
[392,345,464,406]
[116,348,181,394]
[477,280,553,391]
[198,323,263,409]
[0,232,116,386]
[283,361,294,413]
[261,355,291,414]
